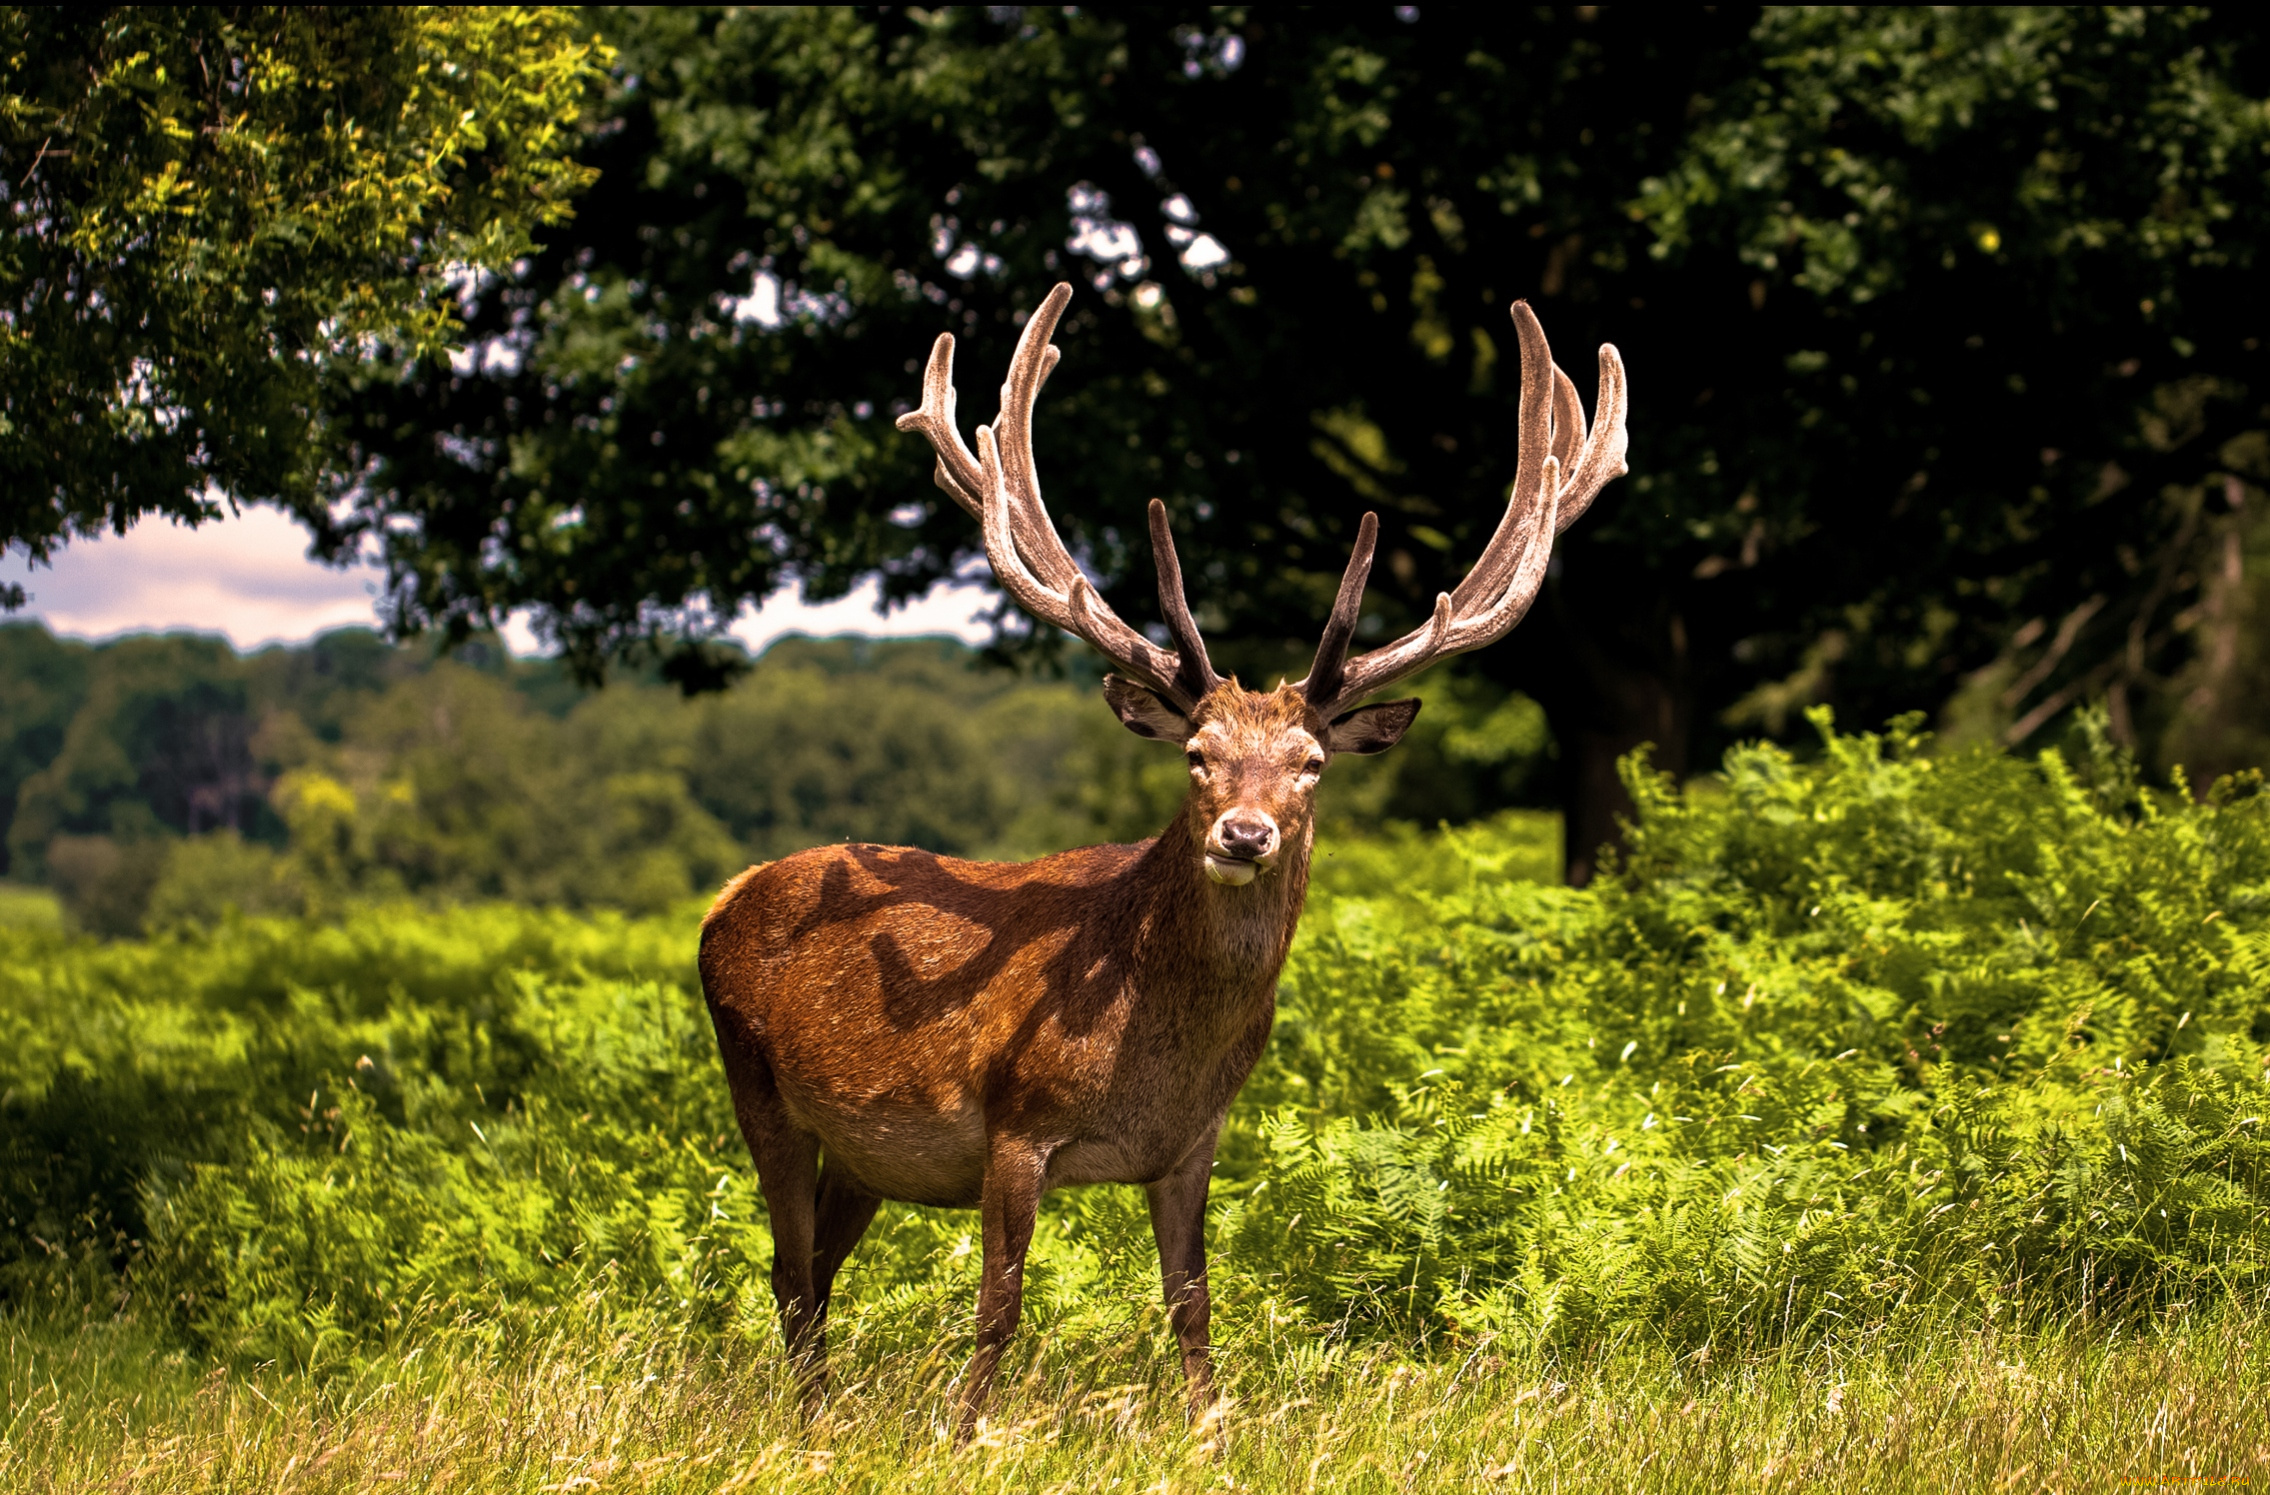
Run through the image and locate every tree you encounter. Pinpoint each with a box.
[0,6,605,588]
[5,632,269,878]
[0,622,90,876]
[123,9,2270,876]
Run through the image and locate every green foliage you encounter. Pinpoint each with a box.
[314,7,2270,818]
[141,831,299,930]
[277,662,744,912]
[0,7,606,579]
[0,623,1555,932]
[0,879,58,929]
[0,622,88,875]
[5,632,270,881]
[3,720,2265,1379]
[138,980,748,1369]
[1231,713,2270,1344]
[0,902,698,1333]
[42,833,168,938]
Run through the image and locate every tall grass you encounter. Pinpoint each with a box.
[5,1305,2265,1491]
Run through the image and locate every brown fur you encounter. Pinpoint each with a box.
[698,682,1354,1430]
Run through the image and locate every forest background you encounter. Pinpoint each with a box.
[0,619,1551,935]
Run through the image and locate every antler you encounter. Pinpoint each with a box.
[1298,301,1629,719]
[896,284,1221,713]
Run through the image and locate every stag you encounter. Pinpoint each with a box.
[698,283,1627,1433]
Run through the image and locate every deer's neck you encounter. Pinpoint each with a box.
[1136,811,1315,995]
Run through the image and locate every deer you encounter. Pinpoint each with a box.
[697,281,1628,1436]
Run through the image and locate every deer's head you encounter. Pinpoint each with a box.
[898,284,1628,889]
[1100,676,1415,885]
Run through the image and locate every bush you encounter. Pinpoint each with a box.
[1230,711,2270,1345]
[41,834,168,936]
[2,718,2265,1373]
[143,832,304,929]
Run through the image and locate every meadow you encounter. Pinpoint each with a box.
[4,712,2268,1491]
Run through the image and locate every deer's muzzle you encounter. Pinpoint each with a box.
[1204,812,1280,886]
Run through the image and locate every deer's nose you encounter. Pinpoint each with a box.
[1210,812,1280,863]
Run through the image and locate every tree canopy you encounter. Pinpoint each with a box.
[0,5,605,587]
[9,8,2269,877]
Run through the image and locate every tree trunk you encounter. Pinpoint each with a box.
[1509,571,1694,887]
[1555,676,1688,886]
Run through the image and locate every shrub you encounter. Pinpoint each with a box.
[2,718,2265,1371]
[1229,712,2270,1345]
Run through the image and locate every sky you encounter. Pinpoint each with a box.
[0,508,998,657]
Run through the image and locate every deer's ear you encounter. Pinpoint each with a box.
[1103,674,1191,742]
[1326,698,1421,756]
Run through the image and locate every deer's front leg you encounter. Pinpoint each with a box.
[959,1135,1047,1439]
[1146,1135,1220,1420]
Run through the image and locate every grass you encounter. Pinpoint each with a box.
[4,1305,2266,1492]
[0,881,62,930]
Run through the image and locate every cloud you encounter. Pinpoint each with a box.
[2,508,383,650]
[4,509,1000,657]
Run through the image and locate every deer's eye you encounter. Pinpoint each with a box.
[1304,758,1327,777]
[1186,750,1207,774]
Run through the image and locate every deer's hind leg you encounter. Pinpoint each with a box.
[716,1039,831,1392]
[809,1159,882,1345]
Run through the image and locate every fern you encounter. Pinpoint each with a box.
[5,719,2269,1368]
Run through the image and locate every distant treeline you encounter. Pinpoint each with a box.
[0,623,1554,933]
